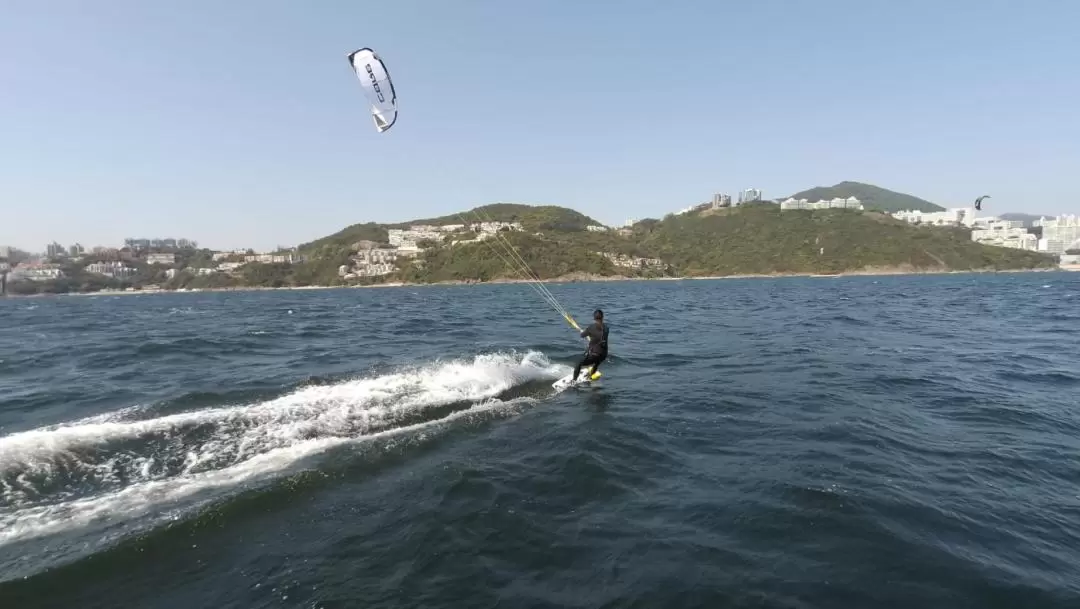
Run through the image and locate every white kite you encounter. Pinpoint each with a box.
[347,47,398,133]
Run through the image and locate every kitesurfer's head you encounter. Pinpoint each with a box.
[593,309,603,321]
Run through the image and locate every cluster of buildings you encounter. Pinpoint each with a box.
[25,239,197,262]
[597,252,664,270]
[386,221,522,253]
[890,208,978,227]
[677,189,764,216]
[968,218,1035,251]
[780,197,865,211]
[338,221,525,279]
[6,263,64,282]
[587,219,636,237]
[208,250,300,264]
[339,241,402,280]
[889,208,1080,256]
[85,261,136,279]
[45,242,86,258]
[124,238,198,250]
[0,235,307,288]
[1033,215,1080,255]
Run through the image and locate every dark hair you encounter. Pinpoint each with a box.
[593,309,603,320]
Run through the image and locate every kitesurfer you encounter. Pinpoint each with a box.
[573,309,609,381]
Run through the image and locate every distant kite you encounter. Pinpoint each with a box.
[347,47,398,133]
[974,195,990,211]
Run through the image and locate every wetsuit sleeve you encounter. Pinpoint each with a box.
[580,322,595,339]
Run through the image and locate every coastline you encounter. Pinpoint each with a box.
[3,265,1063,299]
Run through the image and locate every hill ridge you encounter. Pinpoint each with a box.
[7,192,1057,295]
[786,181,945,213]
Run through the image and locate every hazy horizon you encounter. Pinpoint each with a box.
[3,0,1078,252]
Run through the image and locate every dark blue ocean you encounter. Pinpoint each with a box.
[1,273,1078,609]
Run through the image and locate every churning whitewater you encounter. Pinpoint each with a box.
[0,350,565,572]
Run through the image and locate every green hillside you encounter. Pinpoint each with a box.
[297,204,600,254]
[7,201,1057,296]
[279,203,1057,286]
[787,181,945,213]
[297,222,389,254]
[404,203,602,232]
[629,203,1052,276]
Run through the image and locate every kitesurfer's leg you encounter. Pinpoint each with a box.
[574,354,598,380]
[588,353,606,378]
[573,357,586,380]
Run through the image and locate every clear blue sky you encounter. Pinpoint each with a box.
[2,0,1078,252]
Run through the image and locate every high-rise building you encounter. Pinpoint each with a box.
[46,242,65,257]
[712,193,732,208]
[737,188,763,204]
[1039,215,1080,252]
[69,243,85,257]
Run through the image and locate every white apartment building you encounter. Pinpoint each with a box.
[469,221,522,234]
[1059,253,1080,269]
[356,248,398,264]
[86,262,136,279]
[355,263,396,277]
[739,188,763,204]
[11,265,64,281]
[390,222,521,252]
[242,253,302,264]
[597,252,663,269]
[969,218,1039,251]
[781,197,864,211]
[1036,215,1080,254]
[970,217,1024,230]
[146,253,176,265]
[971,228,1038,251]
[891,207,977,227]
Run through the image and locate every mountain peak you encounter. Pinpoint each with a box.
[787,182,945,213]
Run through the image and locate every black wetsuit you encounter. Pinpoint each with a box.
[574,321,609,380]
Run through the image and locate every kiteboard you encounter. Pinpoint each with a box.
[552,370,603,390]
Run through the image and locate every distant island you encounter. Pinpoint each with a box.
[1,183,1063,296]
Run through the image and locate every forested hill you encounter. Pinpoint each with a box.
[296,204,601,255]
[786,181,945,213]
[318,201,1055,286]
[627,204,1051,276]
[7,201,1057,296]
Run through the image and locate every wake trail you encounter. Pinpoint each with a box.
[0,350,567,558]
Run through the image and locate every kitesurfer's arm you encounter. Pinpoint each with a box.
[581,322,598,341]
